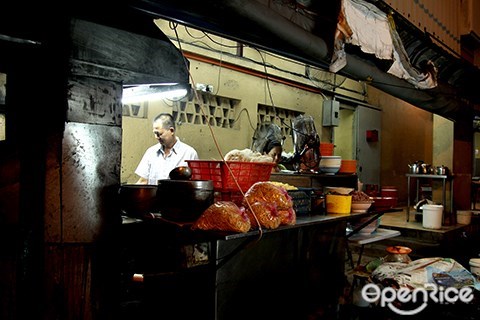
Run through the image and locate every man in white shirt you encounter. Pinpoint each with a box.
[135,113,198,184]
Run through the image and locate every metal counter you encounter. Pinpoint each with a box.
[118,209,389,319]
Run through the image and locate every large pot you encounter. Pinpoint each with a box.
[119,184,159,217]
[157,179,214,222]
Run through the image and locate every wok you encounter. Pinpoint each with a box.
[157,179,214,222]
[119,184,159,217]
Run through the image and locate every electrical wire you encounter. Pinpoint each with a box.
[168,32,361,94]
[213,39,223,96]
[170,22,264,241]
[231,108,256,131]
[183,25,207,40]
[200,30,244,49]
[254,47,277,118]
[168,32,342,89]
[253,47,323,172]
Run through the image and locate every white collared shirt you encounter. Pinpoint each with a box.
[135,138,199,184]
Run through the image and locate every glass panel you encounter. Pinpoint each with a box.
[0,72,6,141]
[0,72,5,104]
[0,114,5,141]
[474,131,480,177]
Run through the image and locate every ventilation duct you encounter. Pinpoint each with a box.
[130,0,478,122]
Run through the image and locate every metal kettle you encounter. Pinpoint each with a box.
[420,163,434,174]
[408,161,424,174]
[435,165,449,175]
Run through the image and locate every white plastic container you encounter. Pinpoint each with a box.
[422,204,443,229]
[469,258,480,279]
[457,210,472,225]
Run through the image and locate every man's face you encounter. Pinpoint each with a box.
[153,122,175,147]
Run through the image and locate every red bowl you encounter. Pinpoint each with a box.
[380,186,398,198]
[370,196,398,211]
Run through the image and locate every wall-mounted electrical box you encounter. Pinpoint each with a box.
[366,129,379,142]
[322,100,340,126]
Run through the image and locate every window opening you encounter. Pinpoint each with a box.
[172,90,240,129]
[257,104,303,137]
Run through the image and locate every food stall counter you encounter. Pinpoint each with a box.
[118,208,397,320]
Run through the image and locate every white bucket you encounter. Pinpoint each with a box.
[469,258,480,279]
[457,210,472,225]
[422,204,443,229]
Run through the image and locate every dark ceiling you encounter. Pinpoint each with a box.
[129,0,479,122]
[2,0,479,122]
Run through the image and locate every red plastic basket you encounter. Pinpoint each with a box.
[186,160,275,192]
[215,191,244,206]
[185,160,223,189]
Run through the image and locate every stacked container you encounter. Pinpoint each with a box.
[319,143,334,156]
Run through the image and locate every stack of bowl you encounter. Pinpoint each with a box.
[320,143,334,156]
[469,258,480,280]
[339,159,357,174]
[350,190,374,213]
[371,185,398,209]
[319,156,342,175]
[350,201,373,213]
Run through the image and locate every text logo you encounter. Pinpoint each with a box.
[361,283,474,315]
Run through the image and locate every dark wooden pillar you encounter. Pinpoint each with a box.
[453,116,474,218]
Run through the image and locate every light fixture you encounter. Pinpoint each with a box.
[122,83,190,104]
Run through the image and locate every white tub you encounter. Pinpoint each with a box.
[422,204,443,229]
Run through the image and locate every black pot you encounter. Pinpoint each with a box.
[119,184,159,217]
[157,179,214,222]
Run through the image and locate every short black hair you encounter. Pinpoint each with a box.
[153,113,175,130]
[263,139,282,154]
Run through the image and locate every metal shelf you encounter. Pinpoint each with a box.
[406,173,454,222]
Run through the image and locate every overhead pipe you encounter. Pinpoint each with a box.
[222,0,330,62]
[222,0,465,122]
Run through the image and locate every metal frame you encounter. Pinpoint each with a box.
[406,174,454,222]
